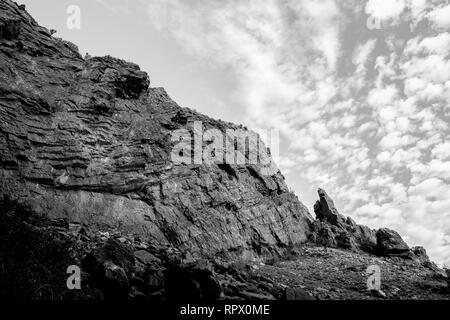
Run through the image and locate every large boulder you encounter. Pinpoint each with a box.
[376,228,409,256]
[412,246,429,263]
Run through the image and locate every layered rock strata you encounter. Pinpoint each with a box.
[0,0,313,260]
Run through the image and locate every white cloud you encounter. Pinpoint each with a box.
[379,132,417,150]
[401,55,450,84]
[428,159,450,179]
[367,85,398,107]
[406,33,450,56]
[352,39,377,70]
[427,4,450,29]
[409,178,448,198]
[432,141,450,160]
[409,0,427,18]
[365,0,406,20]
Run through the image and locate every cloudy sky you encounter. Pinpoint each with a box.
[21,0,450,266]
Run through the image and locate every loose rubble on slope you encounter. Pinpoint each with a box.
[0,0,448,300]
[1,196,448,300]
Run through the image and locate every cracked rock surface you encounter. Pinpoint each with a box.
[0,0,313,260]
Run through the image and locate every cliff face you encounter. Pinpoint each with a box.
[0,0,313,260]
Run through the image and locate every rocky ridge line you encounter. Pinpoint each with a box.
[310,188,439,272]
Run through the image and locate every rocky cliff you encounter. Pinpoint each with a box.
[0,0,447,300]
[0,0,313,261]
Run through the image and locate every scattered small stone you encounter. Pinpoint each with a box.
[99,231,110,239]
[129,286,146,300]
[391,286,400,295]
[69,223,82,233]
[370,289,387,299]
[134,250,161,267]
[145,270,165,290]
[239,291,275,300]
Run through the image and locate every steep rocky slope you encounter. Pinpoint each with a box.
[0,0,312,261]
[1,197,448,300]
[0,0,447,300]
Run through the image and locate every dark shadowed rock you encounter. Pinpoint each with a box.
[134,249,162,278]
[352,225,377,254]
[83,239,135,274]
[82,239,135,299]
[145,269,165,292]
[134,250,161,267]
[164,262,222,300]
[99,261,130,299]
[227,262,254,282]
[239,291,275,300]
[412,246,429,263]
[311,221,338,248]
[335,231,357,250]
[376,228,409,256]
[0,17,21,40]
[282,287,316,300]
[129,286,146,300]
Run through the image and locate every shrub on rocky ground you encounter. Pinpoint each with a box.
[0,201,87,299]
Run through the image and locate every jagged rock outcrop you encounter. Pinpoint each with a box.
[313,188,346,226]
[310,189,437,269]
[376,228,410,256]
[311,188,377,253]
[0,0,313,261]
